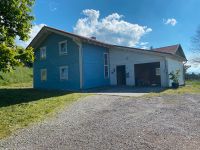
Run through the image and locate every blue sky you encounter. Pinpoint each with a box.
[19,0,200,73]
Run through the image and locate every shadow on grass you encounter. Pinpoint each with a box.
[0,88,70,108]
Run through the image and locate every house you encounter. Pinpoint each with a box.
[28,26,187,91]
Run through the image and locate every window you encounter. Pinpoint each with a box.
[156,68,160,76]
[104,53,109,78]
[59,41,68,55]
[60,66,68,80]
[41,69,47,81]
[40,47,46,59]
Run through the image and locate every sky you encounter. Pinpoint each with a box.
[17,0,200,73]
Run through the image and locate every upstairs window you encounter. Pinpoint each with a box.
[59,40,68,55]
[40,47,46,59]
[60,66,68,80]
[41,69,47,81]
[104,53,109,78]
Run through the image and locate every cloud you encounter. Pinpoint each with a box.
[187,61,200,74]
[16,24,46,47]
[49,1,58,12]
[140,42,149,46]
[164,18,177,26]
[138,42,149,49]
[74,9,152,47]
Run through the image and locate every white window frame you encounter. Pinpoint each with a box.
[59,40,68,55]
[104,53,109,79]
[156,68,160,76]
[60,66,68,80]
[40,69,47,81]
[40,47,46,60]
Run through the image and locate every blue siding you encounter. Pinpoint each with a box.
[82,43,110,89]
[34,33,80,90]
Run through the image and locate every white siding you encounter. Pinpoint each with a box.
[109,48,169,87]
[167,58,184,86]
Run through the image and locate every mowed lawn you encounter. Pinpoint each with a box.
[0,67,87,139]
[145,80,200,97]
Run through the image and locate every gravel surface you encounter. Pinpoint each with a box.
[1,94,200,150]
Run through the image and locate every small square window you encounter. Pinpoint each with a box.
[41,69,47,81]
[156,68,160,76]
[40,47,46,59]
[59,41,67,55]
[60,66,68,80]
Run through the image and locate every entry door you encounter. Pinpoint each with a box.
[116,65,126,86]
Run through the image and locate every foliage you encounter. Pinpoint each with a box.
[0,66,32,86]
[0,0,34,45]
[191,25,200,63]
[0,0,35,75]
[0,44,34,79]
[185,72,200,80]
[169,70,180,84]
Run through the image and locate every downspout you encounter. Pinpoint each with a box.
[78,43,83,89]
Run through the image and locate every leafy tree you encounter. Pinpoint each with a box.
[0,0,34,78]
[191,25,200,63]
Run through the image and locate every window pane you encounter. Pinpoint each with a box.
[40,48,46,59]
[60,43,67,53]
[60,67,68,79]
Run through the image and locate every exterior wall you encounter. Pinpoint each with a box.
[167,58,184,86]
[82,43,110,89]
[109,48,169,87]
[33,33,80,90]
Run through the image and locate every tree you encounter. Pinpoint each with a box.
[0,0,34,77]
[191,25,200,63]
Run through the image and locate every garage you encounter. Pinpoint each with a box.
[134,62,161,87]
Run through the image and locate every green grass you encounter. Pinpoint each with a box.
[0,67,32,86]
[0,68,87,139]
[145,80,200,97]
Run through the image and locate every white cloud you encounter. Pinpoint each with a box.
[16,24,46,47]
[49,1,58,12]
[187,61,200,74]
[140,42,149,46]
[74,9,152,47]
[164,18,177,26]
[138,42,149,49]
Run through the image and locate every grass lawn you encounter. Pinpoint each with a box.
[0,67,33,86]
[0,83,87,139]
[0,67,88,139]
[145,80,200,97]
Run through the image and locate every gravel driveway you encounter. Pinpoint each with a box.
[1,94,200,150]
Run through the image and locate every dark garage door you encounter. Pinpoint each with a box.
[134,62,161,87]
